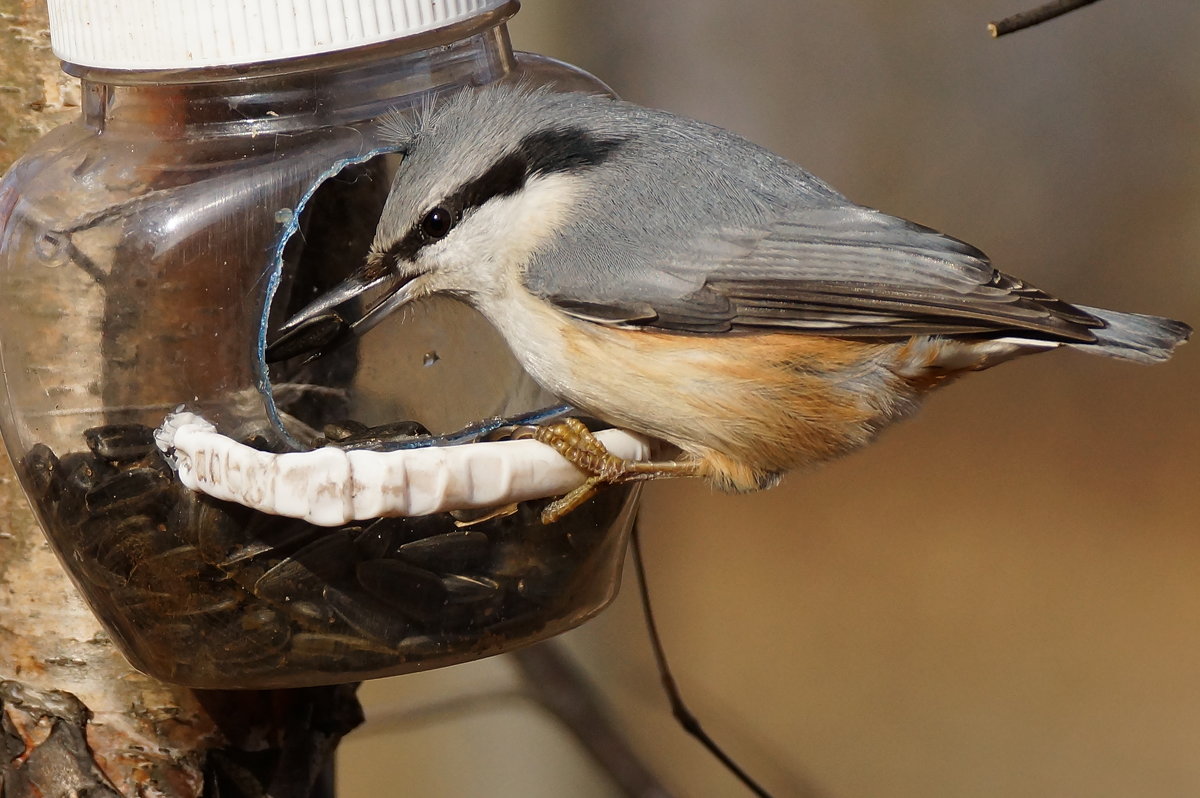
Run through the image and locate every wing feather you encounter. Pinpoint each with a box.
[509,100,1099,342]
[539,205,1100,342]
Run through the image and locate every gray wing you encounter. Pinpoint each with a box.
[531,203,1101,342]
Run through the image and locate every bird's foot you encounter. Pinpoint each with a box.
[512,418,699,523]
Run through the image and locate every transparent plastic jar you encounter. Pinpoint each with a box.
[0,2,638,688]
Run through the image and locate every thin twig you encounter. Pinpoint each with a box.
[510,640,676,798]
[630,524,774,798]
[988,0,1104,37]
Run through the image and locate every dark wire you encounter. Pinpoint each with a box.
[630,522,775,798]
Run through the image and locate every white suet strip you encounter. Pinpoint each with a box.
[155,411,651,526]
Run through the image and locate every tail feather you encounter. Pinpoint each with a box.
[1071,305,1191,364]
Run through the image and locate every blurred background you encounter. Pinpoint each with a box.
[340,1,1200,795]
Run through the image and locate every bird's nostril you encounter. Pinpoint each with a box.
[265,313,351,362]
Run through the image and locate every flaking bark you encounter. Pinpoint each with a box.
[0,3,362,795]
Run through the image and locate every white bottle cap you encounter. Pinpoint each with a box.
[47,0,512,70]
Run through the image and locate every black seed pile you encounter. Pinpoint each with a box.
[19,423,629,688]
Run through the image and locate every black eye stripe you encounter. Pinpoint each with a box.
[517,127,627,178]
[457,152,528,214]
[385,126,629,262]
[385,153,525,262]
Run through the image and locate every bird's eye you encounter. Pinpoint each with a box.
[421,207,454,239]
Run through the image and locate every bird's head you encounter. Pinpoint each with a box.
[266,85,629,362]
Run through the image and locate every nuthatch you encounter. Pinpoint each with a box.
[268,84,1190,518]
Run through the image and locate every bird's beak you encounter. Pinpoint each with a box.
[265,270,419,362]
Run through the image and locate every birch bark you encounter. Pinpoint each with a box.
[0,4,362,795]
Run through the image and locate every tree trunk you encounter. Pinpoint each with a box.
[0,4,362,795]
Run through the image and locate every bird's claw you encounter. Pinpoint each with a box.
[513,419,698,524]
